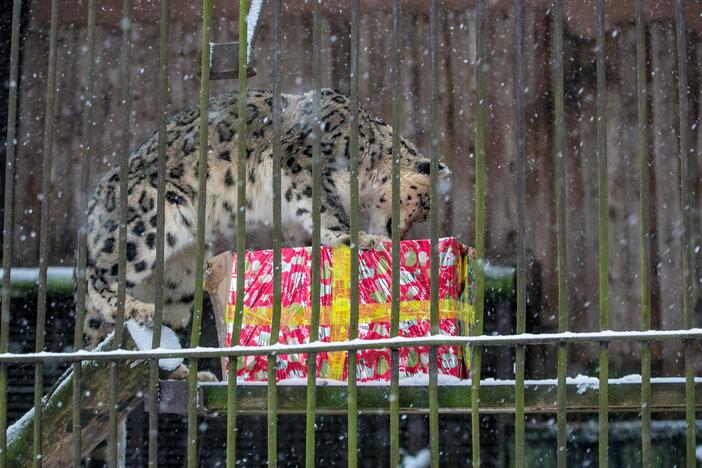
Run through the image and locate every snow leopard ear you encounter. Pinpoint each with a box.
[415,159,451,178]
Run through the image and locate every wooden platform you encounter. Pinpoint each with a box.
[157,378,702,416]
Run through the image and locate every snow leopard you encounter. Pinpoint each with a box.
[81,88,450,373]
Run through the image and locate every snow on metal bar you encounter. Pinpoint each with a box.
[1,329,702,364]
[246,0,264,64]
[197,375,702,388]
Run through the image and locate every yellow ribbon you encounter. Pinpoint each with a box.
[326,246,352,379]
[227,300,473,327]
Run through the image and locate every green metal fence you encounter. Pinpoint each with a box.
[0,0,700,467]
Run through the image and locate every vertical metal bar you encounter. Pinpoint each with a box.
[347,0,360,466]
[72,0,97,465]
[552,0,568,466]
[267,0,282,465]
[390,0,402,466]
[595,0,609,466]
[513,0,526,465]
[148,0,169,466]
[635,1,652,466]
[472,0,486,465]
[428,0,440,467]
[226,0,248,466]
[35,1,60,465]
[674,1,695,466]
[0,0,23,465]
[190,0,212,464]
[109,0,132,465]
[305,0,322,465]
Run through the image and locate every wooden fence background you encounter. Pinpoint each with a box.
[2,0,702,378]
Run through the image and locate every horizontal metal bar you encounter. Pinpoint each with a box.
[155,379,702,415]
[0,264,520,298]
[2,329,702,364]
[0,267,73,296]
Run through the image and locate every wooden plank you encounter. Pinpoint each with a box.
[28,0,702,37]
[155,380,702,415]
[649,21,684,375]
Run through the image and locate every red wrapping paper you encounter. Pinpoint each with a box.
[224,238,475,382]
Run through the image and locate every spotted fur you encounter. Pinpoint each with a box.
[81,89,450,351]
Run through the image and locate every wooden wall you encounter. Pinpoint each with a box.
[6,0,702,377]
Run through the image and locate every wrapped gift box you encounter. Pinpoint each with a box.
[205,238,475,382]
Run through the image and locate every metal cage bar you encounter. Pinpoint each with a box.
[428,0,440,466]
[267,0,282,465]
[347,0,361,466]
[35,1,60,465]
[0,0,23,465]
[674,1,695,466]
[190,0,213,464]
[3,329,702,365]
[305,0,323,465]
[226,0,249,465]
[1,2,701,466]
[595,0,609,465]
[635,0,652,464]
[472,0,487,465]
[108,0,132,464]
[552,0,569,466]
[147,1,170,466]
[72,1,97,466]
[513,0,527,465]
[390,0,403,465]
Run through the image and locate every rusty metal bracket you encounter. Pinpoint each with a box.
[209,42,257,80]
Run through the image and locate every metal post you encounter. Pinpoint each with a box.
[514,0,527,465]
[472,0,487,465]
[35,1,60,465]
[267,0,282,465]
[635,1,652,466]
[428,0,440,466]
[0,0,23,465]
[147,0,170,465]
[390,0,403,465]
[347,0,361,466]
[72,1,97,465]
[190,0,213,464]
[552,0,569,466]
[595,0,609,465]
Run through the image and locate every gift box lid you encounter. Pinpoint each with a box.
[226,238,474,324]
